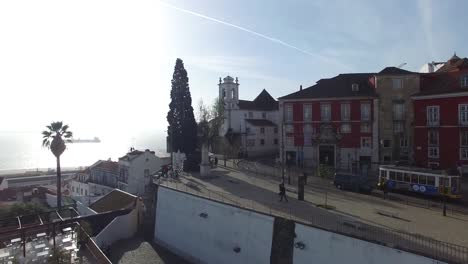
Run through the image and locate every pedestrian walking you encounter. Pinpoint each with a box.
[278,182,288,202]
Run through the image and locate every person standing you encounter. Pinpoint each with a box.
[214,157,218,167]
[278,182,288,202]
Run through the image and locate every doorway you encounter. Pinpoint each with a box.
[319,145,335,167]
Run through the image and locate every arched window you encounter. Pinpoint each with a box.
[461,75,468,88]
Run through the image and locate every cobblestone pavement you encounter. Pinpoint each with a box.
[109,236,190,264]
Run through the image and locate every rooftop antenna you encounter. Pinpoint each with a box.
[397,63,407,68]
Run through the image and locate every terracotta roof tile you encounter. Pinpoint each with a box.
[90,189,137,213]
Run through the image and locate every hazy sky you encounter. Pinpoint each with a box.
[1,0,467,138]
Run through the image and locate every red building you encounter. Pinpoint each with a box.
[278,74,378,173]
[413,54,468,170]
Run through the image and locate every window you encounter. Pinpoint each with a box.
[144,169,150,178]
[274,139,278,145]
[461,148,468,160]
[274,127,278,134]
[248,112,253,118]
[418,175,427,185]
[85,190,88,196]
[247,139,255,147]
[352,83,359,91]
[411,174,418,183]
[260,139,265,145]
[262,112,266,119]
[427,176,435,186]
[285,125,294,133]
[286,136,294,146]
[340,123,351,133]
[341,103,350,121]
[404,173,410,182]
[380,170,386,178]
[459,104,468,125]
[461,131,468,160]
[72,186,75,192]
[400,137,408,148]
[360,123,371,133]
[285,104,293,122]
[81,189,83,195]
[393,122,404,133]
[393,102,405,120]
[392,79,403,89]
[428,147,439,158]
[427,106,439,126]
[389,171,396,180]
[360,103,371,121]
[361,137,371,148]
[461,75,468,88]
[260,127,265,134]
[396,172,403,182]
[428,130,439,146]
[321,104,331,121]
[303,104,312,121]
[304,125,313,146]
[383,156,391,162]
[383,139,391,148]
[246,127,251,134]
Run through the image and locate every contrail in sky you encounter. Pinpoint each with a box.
[158,1,352,70]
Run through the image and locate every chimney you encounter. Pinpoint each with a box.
[300,85,303,91]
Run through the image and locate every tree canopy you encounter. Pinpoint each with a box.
[167,58,197,154]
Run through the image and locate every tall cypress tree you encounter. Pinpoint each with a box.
[167,58,197,154]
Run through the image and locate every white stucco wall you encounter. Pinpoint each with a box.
[94,200,141,247]
[293,223,446,264]
[154,187,274,264]
[121,151,170,195]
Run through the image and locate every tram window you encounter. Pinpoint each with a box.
[419,175,427,185]
[439,178,447,187]
[427,176,435,186]
[396,172,403,181]
[389,171,396,180]
[404,173,410,182]
[380,170,386,177]
[411,174,418,183]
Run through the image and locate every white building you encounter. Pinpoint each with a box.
[69,171,91,197]
[218,76,279,157]
[117,149,170,195]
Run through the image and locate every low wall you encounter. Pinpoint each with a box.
[154,187,274,264]
[293,223,445,264]
[154,186,446,264]
[94,201,140,248]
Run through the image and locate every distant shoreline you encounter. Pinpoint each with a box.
[0,166,85,177]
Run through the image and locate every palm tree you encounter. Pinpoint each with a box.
[42,121,73,209]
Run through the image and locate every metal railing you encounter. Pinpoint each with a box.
[155,166,468,264]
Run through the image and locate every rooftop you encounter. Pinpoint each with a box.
[378,67,416,75]
[436,53,468,72]
[90,189,137,213]
[245,119,277,127]
[279,73,377,100]
[238,89,278,111]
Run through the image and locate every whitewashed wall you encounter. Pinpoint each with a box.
[154,187,274,264]
[94,200,141,248]
[293,223,446,264]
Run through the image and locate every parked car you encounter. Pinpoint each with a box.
[333,173,374,193]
